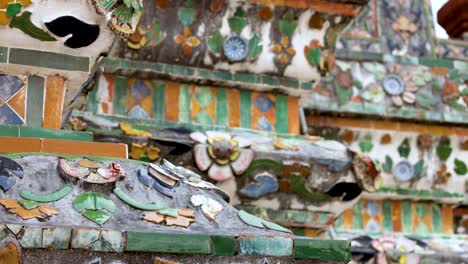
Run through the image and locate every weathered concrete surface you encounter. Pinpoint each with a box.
[0,155,289,237]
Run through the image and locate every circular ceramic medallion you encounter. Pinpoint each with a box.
[383,74,405,96]
[223,35,249,62]
[392,161,414,181]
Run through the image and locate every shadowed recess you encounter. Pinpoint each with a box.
[45,16,100,48]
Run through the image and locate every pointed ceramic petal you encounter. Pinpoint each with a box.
[206,131,231,141]
[232,135,252,148]
[263,221,292,233]
[238,210,264,228]
[194,144,212,171]
[0,199,21,209]
[38,205,59,217]
[230,149,254,175]
[9,207,43,220]
[208,163,233,181]
[190,131,208,143]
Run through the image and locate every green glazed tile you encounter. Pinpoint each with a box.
[9,48,88,72]
[0,125,20,137]
[235,72,257,83]
[152,81,166,122]
[301,82,313,90]
[419,57,453,68]
[20,126,93,141]
[431,204,442,233]
[294,238,351,261]
[261,75,279,86]
[19,199,42,209]
[25,75,45,128]
[383,200,393,232]
[239,237,292,256]
[82,210,112,225]
[113,76,127,116]
[290,175,331,203]
[213,70,233,81]
[352,200,363,230]
[126,232,211,254]
[197,69,213,79]
[6,224,22,235]
[71,228,100,249]
[42,227,72,249]
[279,77,299,89]
[19,227,43,248]
[100,230,124,252]
[401,201,413,233]
[113,187,164,211]
[178,84,191,123]
[6,2,22,17]
[166,65,194,76]
[86,239,114,252]
[212,235,236,256]
[275,95,288,133]
[20,184,73,202]
[239,90,251,128]
[0,46,7,63]
[335,49,383,61]
[216,88,228,126]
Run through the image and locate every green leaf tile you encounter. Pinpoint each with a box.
[275,95,288,133]
[9,12,56,41]
[20,126,93,142]
[20,184,73,202]
[113,187,164,211]
[207,30,224,54]
[18,199,43,209]
[436,138,452,161]
[382,155,393,173]
[9,48,89,72]
[454,159,467,175]
[290,175,331,203]
[398,138,411,158]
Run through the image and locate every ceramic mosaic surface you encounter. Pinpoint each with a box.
[0,74,27,126]
[90,74,300,134]
[335,199,454,235]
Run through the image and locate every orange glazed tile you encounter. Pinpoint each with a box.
[42,138,128,159]
[342,209,354,229]
[304,228,319,237]
[165,82,179,121]
[227,88,240,127]
[43,76,66,129]
[7,87,26,119]
[0,137,42,153]
[392,201,402,232]
[442,205,454,234]
[246,0,359,16]
[288,96,300,134]
[99,74,114,114]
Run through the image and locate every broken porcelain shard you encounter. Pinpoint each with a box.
[190,194,223,220]
[0,157,24,191]
[59,158,90,179]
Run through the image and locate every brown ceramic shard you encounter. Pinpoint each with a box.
[0,199,21,209]
[165,215,195,228]
[38,205,59,217]
[9,207,43,220]
[178,208,195,218]
[143,212,165,224]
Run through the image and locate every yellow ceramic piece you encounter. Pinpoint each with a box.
[17,0,32,7]
[0,12,10,26]
[120,122,152,137]
[273,138,299,151]
[130,143,146,160]
[229,149,240,161]
[78,159,100,169]
[147,145,160,161]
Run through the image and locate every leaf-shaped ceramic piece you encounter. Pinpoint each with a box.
[454,159,467,175]
[9,12,56,41]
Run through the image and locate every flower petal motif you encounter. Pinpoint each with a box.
[402,91,415,104]
[272,44,282,53]
[187,36,200,47]
[278,54,289,64]
[208,163,233,181]
[183,26,191,38]
[230,149,254,175]
[206,131,231,141]
[392,95,403,107]
[182,43,192,56]
[190,131,208,144]
[174,34,185,44]
[285,47,296,56]
[0,11,10,26]
[281,36,289,48]
[194,144,212,171]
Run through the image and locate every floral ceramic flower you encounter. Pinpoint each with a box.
[191,131,254,182]
[384,66,419,107]
[0,0,31,26]
[352,153,382,192]
[272,36,296,65]
[392,15,417,40]
[174,26,201,56]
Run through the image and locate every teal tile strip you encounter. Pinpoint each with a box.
[353,200,363,230]
[9,48,89,72]
[113,76,127,116]
[293,238,351,261]
[216,88,228,126]
[20,126,92,142]
[212,235,235,256]
[0,125,20,137]
[0,46,7,63]
[126,232,211,254]
[432,204,442,234]
[178,84,191,123]
[402,201,413,233]
[240,90,251,129]
[87,76,99,114]
[152,81,166,122]
[275,95,288,133]
[26,75,45,128]
[383,200,393,232]
[239,237,292,256]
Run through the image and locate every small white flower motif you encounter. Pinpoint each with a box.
[190,131,255,182]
